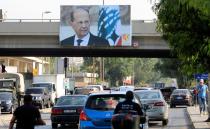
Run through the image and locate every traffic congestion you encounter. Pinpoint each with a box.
[0,78,198,129]
[0,1,210,129]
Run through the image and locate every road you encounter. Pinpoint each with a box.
[149,107,192,129]
[0,107,192,129]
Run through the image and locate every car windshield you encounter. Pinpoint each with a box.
[86,94,126,111]
[56,96,87,106]
[74,88,91,95]
[135,91,160,99]
[32,83,52,91]
[25,89,43,94]
[0,92,12,100]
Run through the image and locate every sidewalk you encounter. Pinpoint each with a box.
[187,106,210,129]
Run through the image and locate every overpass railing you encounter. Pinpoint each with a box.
[0,19,156,23]
[0,19,60,22]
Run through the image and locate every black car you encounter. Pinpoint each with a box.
[25,87,51,109]
[170,89,194,108]
[0,91,18,114]
[51,95,87,128]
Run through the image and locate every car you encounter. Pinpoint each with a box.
[134,90,169,126]
[86,85,104,92]
[119,85,135,92]
[79,91,149,129]
[0,90,18,114]
[32,82,56,106]
[160,86,177,103]
[170,89,194,108]
[51,95,87,128]
[134,87,153,91]
[25,87,51,109]
[74,87,100,95]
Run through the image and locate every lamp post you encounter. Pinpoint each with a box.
[41,11,51,22]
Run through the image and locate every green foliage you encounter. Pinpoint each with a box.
[105,58,133,86]
[81,57,161,87]
[179,0,210,16]
[154,58,193,87]
[155,0,210,75]
[134,58,160,85]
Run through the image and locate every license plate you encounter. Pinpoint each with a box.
[176,97,183,99]
[64,110,76,113]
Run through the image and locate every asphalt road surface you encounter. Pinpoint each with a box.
[0,106,192,129]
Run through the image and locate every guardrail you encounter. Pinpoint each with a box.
[0,19,60,22]
[0,19,156,23]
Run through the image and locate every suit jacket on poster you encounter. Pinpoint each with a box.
[61,33,110,47]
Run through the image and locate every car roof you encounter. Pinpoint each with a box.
[134,89,160,92]
[174,89,188,91]
[59,95,88,97]
[88,91,127,96]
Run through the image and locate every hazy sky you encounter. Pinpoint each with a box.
[0,0,157,20]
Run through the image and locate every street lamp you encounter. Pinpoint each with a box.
[41,11,51,22]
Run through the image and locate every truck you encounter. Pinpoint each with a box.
[0,73,26,106]
[33,74,66,105]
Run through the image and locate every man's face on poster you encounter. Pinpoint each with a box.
[70,9,90,39]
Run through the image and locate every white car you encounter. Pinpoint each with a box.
[134,90,169,126]
[119,85,135,92]
[86,85,104,92]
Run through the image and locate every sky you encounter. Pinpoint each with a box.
[0,0,157,20]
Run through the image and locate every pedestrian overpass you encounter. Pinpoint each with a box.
[0,20,171,57]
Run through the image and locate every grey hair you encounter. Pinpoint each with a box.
[70,7,90,22]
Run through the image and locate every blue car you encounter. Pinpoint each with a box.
[79,92,148,129]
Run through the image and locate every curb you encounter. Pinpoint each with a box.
[186,108,195,129]
[186,107,210,129]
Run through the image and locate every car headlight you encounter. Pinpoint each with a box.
[6,100,12,105]
[36,96,42,100]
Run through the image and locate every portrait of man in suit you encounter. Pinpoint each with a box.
[60,7,110,47]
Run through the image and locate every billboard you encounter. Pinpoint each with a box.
[60,5,131,47]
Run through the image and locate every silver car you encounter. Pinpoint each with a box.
[134,90,169,126]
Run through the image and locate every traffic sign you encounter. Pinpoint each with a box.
[63,78,70,89]
[194,73,208,80]
[63,78,75,90]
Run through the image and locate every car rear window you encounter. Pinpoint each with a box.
[172,90,188,95]
[86,95,126,111]
[56,96,86,106]
[135,91,160,99]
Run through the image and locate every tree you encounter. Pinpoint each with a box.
[155,0,210,75]
[154,58,193,88]
[105,58,133,86]
[134,58,160,86]
[179,0,210,17]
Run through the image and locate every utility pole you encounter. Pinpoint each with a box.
[100,57,103,81]
[64,57,68,95]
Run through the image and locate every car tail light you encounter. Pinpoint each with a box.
[79,110,90,121]
[154,101,164,106]
[51,108,63,115]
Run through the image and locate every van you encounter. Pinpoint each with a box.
[32,82,56,106]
